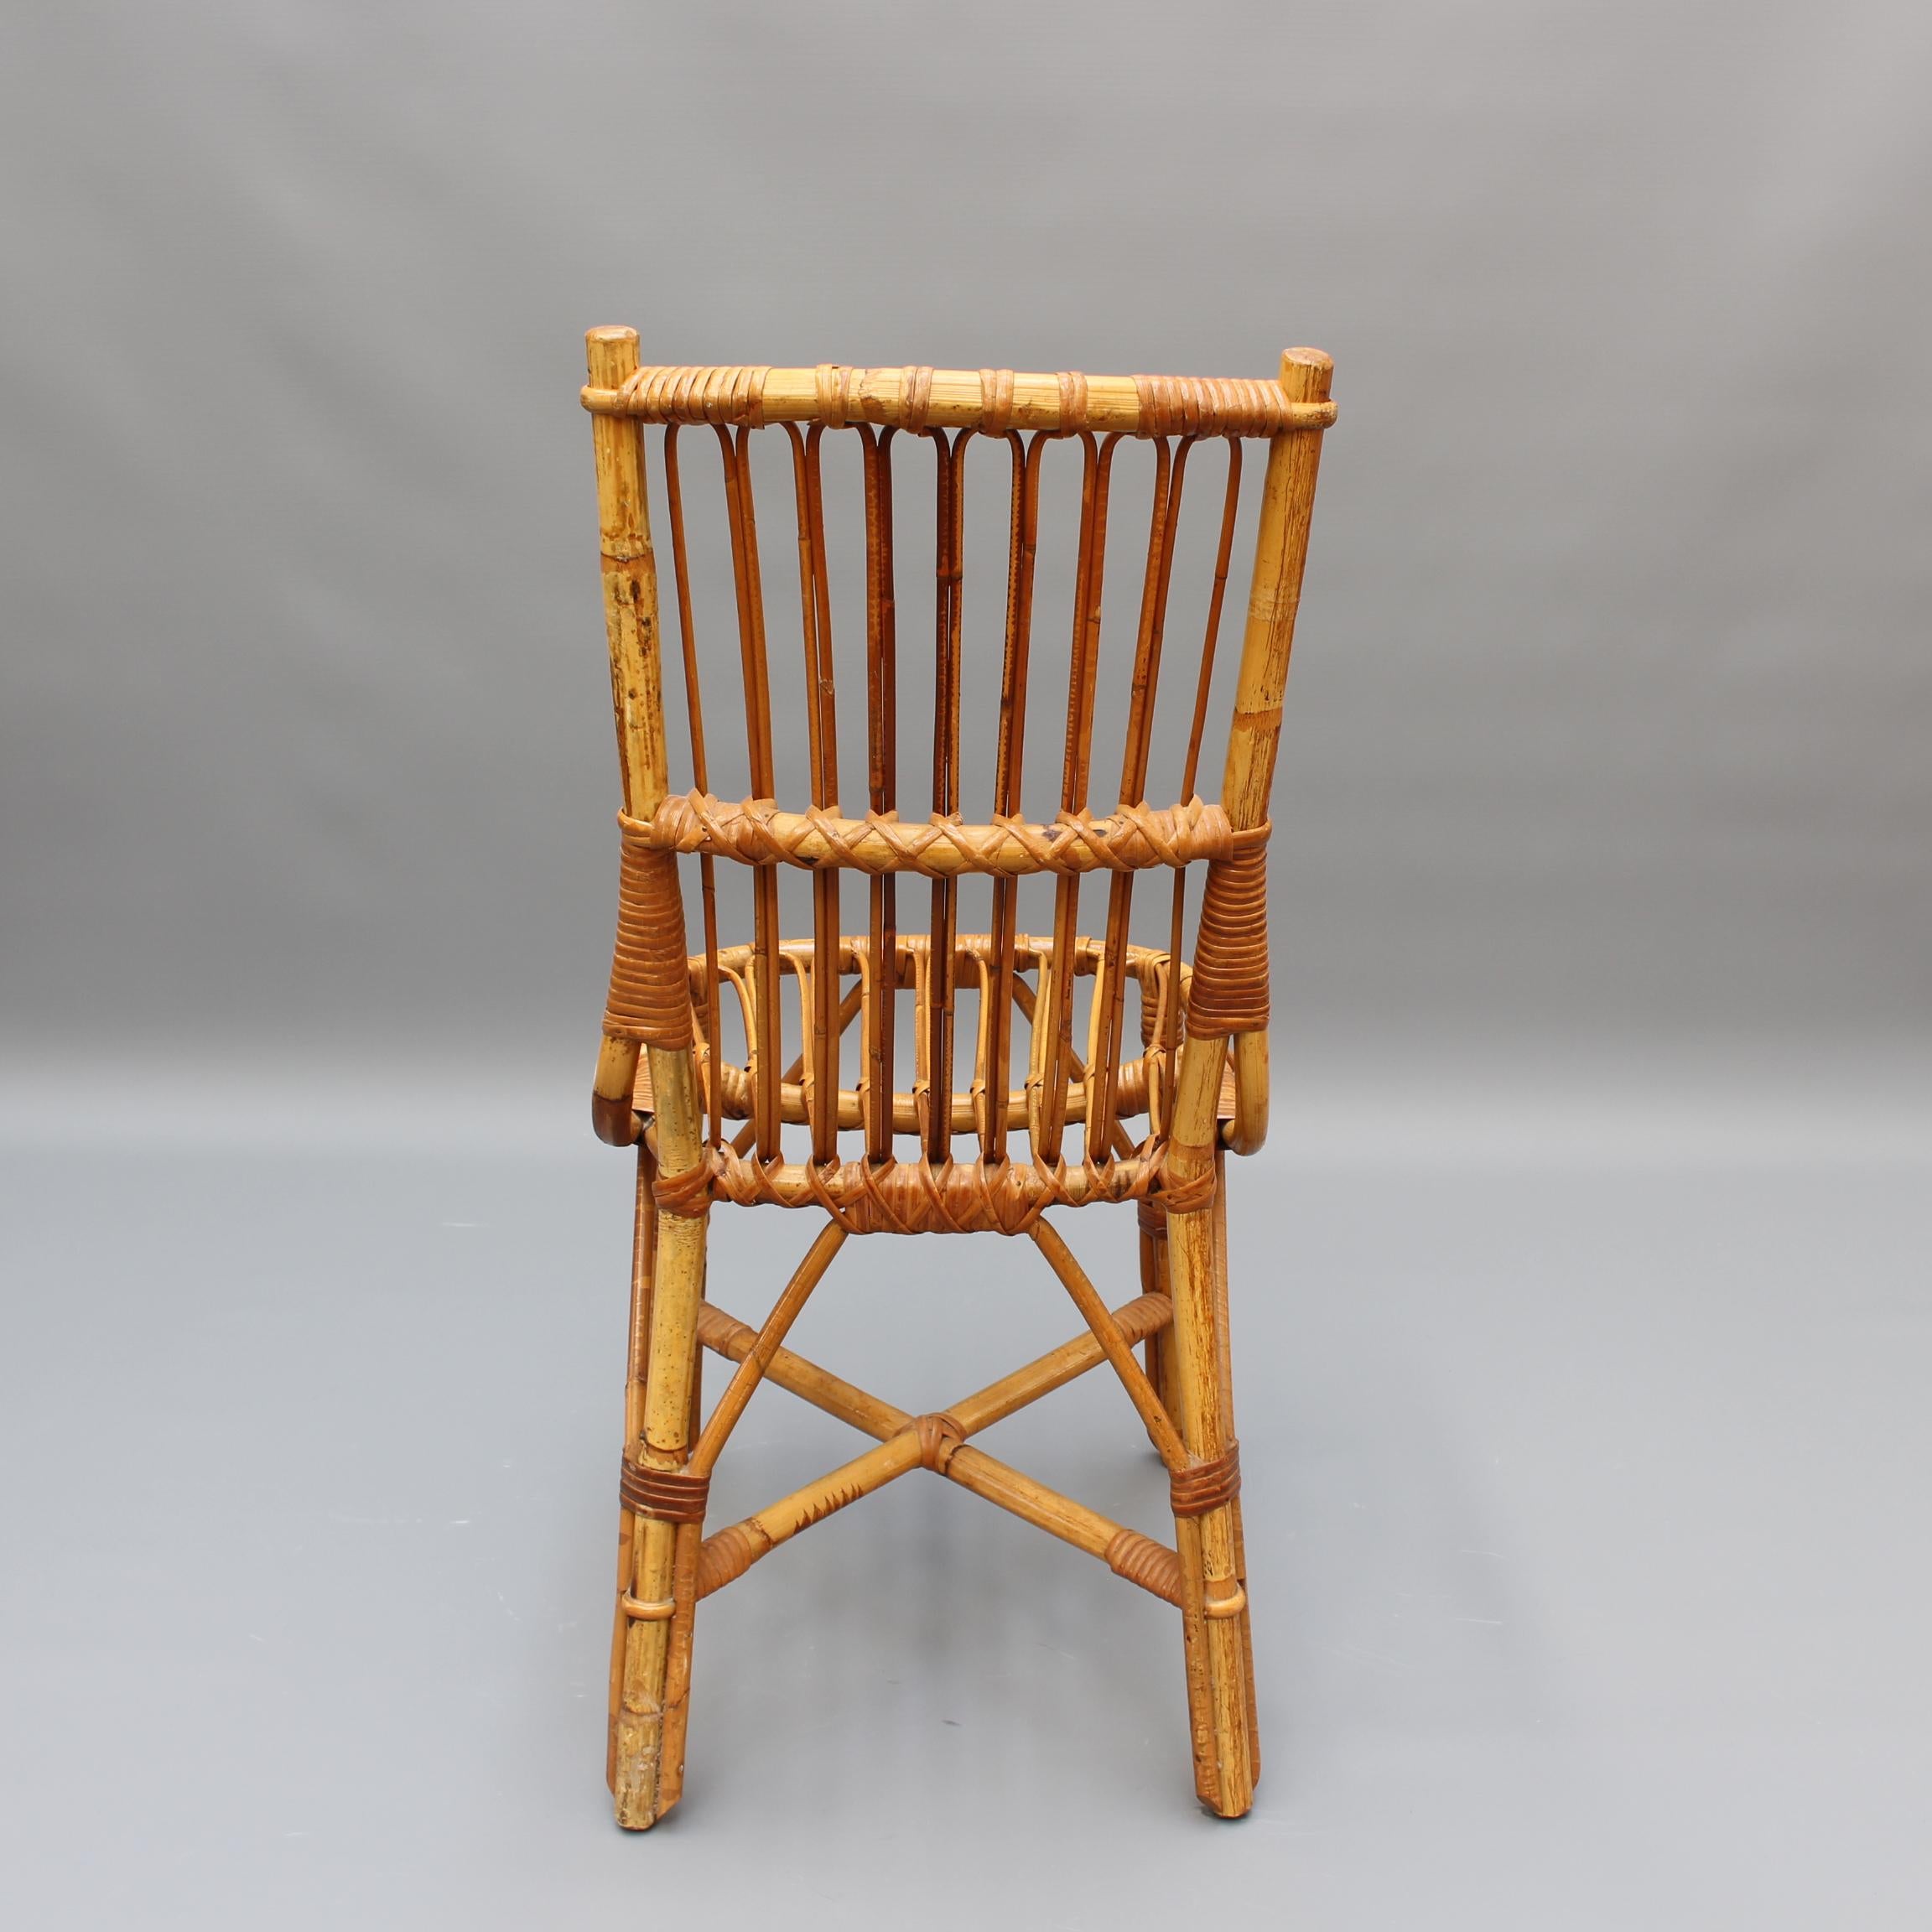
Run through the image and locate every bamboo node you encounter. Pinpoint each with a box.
[621,1593,676,1622]
[1202,1581,1249,1620]
[694,1302,759,1358]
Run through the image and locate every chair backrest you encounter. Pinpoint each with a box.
[584,332,1334,1187]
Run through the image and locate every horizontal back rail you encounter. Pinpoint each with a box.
[621,792,1259,877]
[584,363,1337,438]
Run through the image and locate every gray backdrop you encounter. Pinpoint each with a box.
[3,3,1929,1927]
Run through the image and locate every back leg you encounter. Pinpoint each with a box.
[607,1149,656,1791]
[1166,1091,1259,1815]
[1138,1199,1184,1439]
[1212,1147,1260,1789]
[610,1142,712,1829]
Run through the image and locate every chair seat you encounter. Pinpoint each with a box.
[630,931,1236,1135]
[626,929,1235,1136]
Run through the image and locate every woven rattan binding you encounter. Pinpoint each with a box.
[1186,844,1271,1034]
[618,1458,710,1524]
[604,842,693,1049]
[1168,1441,1243,1518]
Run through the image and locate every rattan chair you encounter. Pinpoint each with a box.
[580,331,1335,1826]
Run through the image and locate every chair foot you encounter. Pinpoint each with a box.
[1177,1535,1258,1817]
[1166,1137,1260,1816]
[611,1625,678,1827]
[611,1518,701,1828]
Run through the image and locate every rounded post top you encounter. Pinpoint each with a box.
[586,327,640,385]
[1279,347,1333,400]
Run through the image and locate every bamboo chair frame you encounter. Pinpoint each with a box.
[581,331,1333,1826]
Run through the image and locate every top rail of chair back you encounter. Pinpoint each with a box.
[582,361,1337,439]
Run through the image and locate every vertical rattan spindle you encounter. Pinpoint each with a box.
[860,427,899,1164]
[589,328,713,1830]
[1164,347,1332,1815]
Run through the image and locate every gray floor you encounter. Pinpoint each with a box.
[3,1084,1928,1929]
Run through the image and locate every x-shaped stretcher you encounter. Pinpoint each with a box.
[620,1219,1244,1622]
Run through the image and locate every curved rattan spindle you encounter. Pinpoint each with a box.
[784,422,844,1166]
[714,423,783,1164]
[1033,430,1120,1166]
[1157,436,1245,1130]
[922,428,970,1166]
[1086,434,1191,1161]
[981,429,1046,1163]
[659,425,726,1151]
[859,424,898,1166]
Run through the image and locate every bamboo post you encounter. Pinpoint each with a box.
[1216,347,1330,1153]
[607,1146,657,1790]
[1163,347,1332,1815]
[589,330,657,1147]
[590,326,714,1830]
[1214,1142,1261,1785]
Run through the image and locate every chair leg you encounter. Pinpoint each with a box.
[1166,1146,1258,1817]
[610,1160,711,1830]
[1212,1148,1261,1790]
[607,1150,657,1792]
[1138,1202,1184,1436]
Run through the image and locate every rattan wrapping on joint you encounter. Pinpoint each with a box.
[915,1412,965,1474]
[1132,373,1305,438]
[1185,844,1270,1034]
[696,1522,767,1597]
[604,834,693,1048]
[620,1457,711,1524]
[1168,1441,1241,1518]
[1104,1528,1185,1606]
[615,363,772,427]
